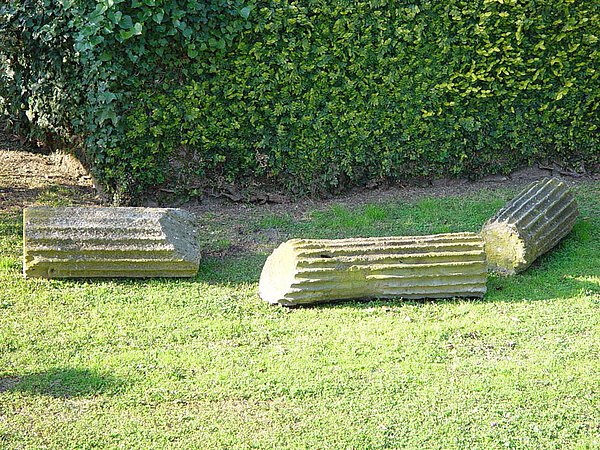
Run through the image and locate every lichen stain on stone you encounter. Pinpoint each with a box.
[480,222,525,275]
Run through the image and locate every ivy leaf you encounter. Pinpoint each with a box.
[240,7,251,19]
[119,23,142,41]
[119,15,133,29]
[97,108,118,126]
[153,11,164,24]
[187,46,198,58]
[108,10,122,24]
[89,35,104,46]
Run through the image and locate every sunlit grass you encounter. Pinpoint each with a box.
[1,182,599,449]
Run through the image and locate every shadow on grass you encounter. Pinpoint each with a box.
[0,368,125,398]
[317,275,600,311]
[0,185,97,214]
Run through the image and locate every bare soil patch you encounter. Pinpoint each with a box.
[0,131,99,214]
[184,167,561,255]
[2,126,594,256]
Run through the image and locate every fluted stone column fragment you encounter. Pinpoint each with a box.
[23,207,201,278]
[259,233,487,306]
[481,177,578,275]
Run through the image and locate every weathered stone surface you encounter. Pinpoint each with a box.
[481,177,578,275]
[259,233,487,306]
[23,207,200,278]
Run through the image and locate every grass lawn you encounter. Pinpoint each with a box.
[1,181,599,449]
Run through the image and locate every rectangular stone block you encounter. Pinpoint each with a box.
[23,207,201,278]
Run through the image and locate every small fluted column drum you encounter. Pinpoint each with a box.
[481,178,578,275]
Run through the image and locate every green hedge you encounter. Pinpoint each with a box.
[1,0,598,202]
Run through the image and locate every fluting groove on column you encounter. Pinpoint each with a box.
[480,177,578,275]
[259,233,487,306]
[23,206,201,278]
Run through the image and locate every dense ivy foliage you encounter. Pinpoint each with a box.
[1,0,598,201]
